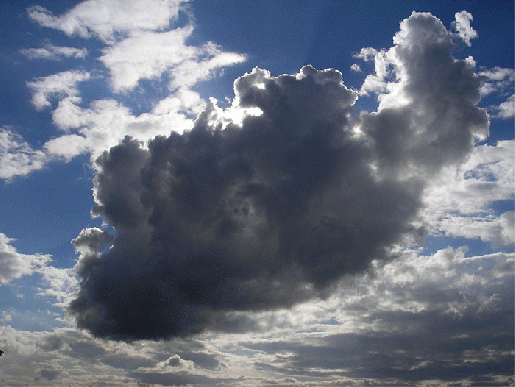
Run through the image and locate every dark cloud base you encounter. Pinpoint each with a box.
[70,12,488,341]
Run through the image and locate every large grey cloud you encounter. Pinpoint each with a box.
[69,12,489,341]
[238,250,514,386]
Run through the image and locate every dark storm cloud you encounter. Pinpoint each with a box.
[244,304,514,385]
[70,12,488,341]
[243,297,514,384]
[240,250,514,385]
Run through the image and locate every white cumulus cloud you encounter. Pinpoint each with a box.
[452,10,478,46]
[0,127,48,179]
[0,233,51,284]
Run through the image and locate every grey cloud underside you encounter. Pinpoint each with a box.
[70,66,419,340]
[246,277,514,385]
[70,12,489,341]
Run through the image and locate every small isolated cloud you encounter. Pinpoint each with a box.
[0,233,51,284]
[350,63,361,72]
[452,11,478,46]
[0,127,48,179]
[19,44,87,61]
[353,47,378,62]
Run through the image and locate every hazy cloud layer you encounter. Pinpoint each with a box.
[70,12,491,341]
[19,43,88,61]
[234,249,514,386]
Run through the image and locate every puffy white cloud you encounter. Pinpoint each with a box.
[0,233,51,284]
[11,0,246,180]
[99,27,245,92]
[0,127,48,179]
[19,44,87,60]
[495,93,515,119]
[43,93,201,161]
[452,10,478,46]
[349,63,361,72]
[27,0,187,43]
[26,70,91,110]
[422,140,514,241]
[99,26,197,91]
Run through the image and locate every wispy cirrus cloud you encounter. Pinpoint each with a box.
[19,43,88,61]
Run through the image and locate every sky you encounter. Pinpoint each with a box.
[0,0,514,386]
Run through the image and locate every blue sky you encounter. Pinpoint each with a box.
[0,1,513,386]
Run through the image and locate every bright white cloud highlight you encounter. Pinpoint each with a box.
[26,70,91,110]
[0,127,48,179]
[99,28,245,92]
[453,10,478,46]
[99,26,196,91]
[0,233,51,284]
[27,0,187,43]
[495,93,515,119]
[422,140,515,242]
